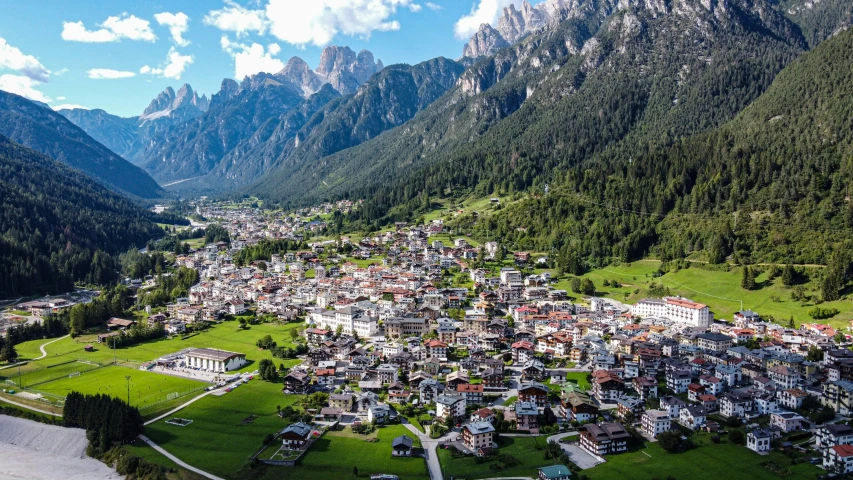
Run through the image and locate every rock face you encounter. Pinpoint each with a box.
[277,57,326,96]
[140,84,209,122]
[461,0,625,57]
[314,46,385,95]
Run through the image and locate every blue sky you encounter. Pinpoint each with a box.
[0,0,528,117]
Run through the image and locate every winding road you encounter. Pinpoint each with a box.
[139,435,226,480]
[35,335,69,360]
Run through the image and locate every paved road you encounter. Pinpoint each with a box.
[35,335,69,360]
[402,418,447,480]
[139,434,225,480]
[0,396,62,417]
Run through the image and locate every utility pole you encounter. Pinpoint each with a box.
[125,376,131,405]
[113,336,117,365]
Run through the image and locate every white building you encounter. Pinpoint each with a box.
[632,297,712,327]
[436,395,466,420]
[642,410,671,438]
[311,306,378,337]
[185,348,247,372]
[824,444,853,473]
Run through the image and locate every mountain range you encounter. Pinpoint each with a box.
[0,90,164,199]
[39,0,853,267]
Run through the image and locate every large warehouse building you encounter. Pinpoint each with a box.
[185,348,247,372]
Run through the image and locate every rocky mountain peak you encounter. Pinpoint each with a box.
[140,83,208,122]
[278,56,326,96]
[315,46,383,95]
[462,23,510,58]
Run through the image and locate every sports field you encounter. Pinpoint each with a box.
[9,320,305,373]
[29,365,207,410]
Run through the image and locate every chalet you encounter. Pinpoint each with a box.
[579,423,630,456]
[391,435,415,457]
[329,393,354,411]
[514,401,539,431]
[457,383,484,405]
[518,382,548,407]
[280,422,313,449]
[282,371,311,394]
[462,421,495,451]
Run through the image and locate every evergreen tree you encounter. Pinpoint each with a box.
[782,261,795,287]
[0,331,17,363]
[741,267,756,290]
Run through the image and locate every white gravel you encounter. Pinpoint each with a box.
[0,415,122,480]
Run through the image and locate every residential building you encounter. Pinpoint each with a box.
[642,410,671,438]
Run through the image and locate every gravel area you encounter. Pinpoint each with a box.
[0,416,121,480]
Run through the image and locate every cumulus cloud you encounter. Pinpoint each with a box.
[454,0,513,39]
[206,0,418,47]
[0,37,51,82]
[61,14,156,42]
[425,2,443,10]
[221,36,284,79]
[0,74,51,102]
[88,68,136,79]
[140,47,194,79]
[204,0,266,37]
[155,12,191,46]
[0,37,52,102]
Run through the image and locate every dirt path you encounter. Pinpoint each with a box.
[138,435,225,480]
[35,335,69,360]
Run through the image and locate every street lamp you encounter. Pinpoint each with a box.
[125,376,131,405]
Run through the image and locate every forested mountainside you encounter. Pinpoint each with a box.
[460,22,853,270]
[0,91,165,199]
[0,135,161,296]
[248,0,853,268]
[776,0,853,47]
[250,0,807,209]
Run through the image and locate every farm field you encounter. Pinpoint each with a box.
[585,433,821,480]
[143,380,303,479]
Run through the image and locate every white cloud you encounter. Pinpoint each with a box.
[206,0,417,47]
[88,68,136,79]
[140,47,194,80]
[54,68,69,76]
[57,96,66,100]
[204,0,266,37]
[52,103,88,111]
[61,14,156,43]
[425,2,442,10]
[0,37,50,82]
[0,74,51,102]
[221,36,284,79]
[454,0,513,39]
[155,12,190,46]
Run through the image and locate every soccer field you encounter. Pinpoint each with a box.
[29,365,208,410]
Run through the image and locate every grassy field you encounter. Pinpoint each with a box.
[563,372,591,390]
[438,435,549,479]
[549,259,852,328]
[143,380,303,479]
[123,440,208,480]
[291,425,428,480]
[28,365,207,410]
[585,433,821,480]
[9,320,305,374]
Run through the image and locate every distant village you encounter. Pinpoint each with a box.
[12,200,853,476]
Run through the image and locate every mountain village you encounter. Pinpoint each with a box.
[14,201,845,479]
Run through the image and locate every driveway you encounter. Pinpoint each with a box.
[562,445,604,469]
